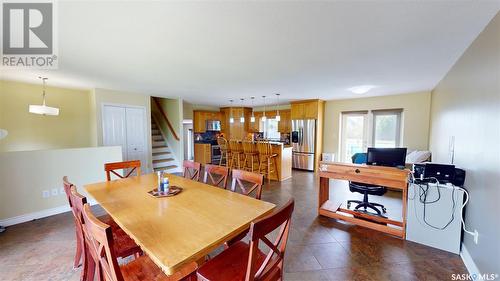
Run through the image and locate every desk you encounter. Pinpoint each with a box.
[84,173,275,278]
[318,162,410,238]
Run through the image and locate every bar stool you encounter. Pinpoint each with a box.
[229,140,244,169]
[257,141,278,184]
[217,137,231,167]
[242,141,259,172]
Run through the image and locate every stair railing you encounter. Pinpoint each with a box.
[152,97,180,141]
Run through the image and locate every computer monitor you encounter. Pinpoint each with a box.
[366,148,407,168]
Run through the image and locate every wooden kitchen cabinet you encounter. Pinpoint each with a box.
[291,100,320,119]
[194,143,211,164]
[278,110,291,133]
[193,110,222,133]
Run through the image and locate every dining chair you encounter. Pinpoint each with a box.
[105,160,142,181]
[62,176,84,269]
[64,178,142,265]
[81,203,198,281]
[197,199,295,281]
[230,169,264,200]
[203,164,229,189]
[183,160,202,181]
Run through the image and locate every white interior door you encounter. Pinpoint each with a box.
[102,105,148,174]
[125,107,148,173]
[102,105,127,161]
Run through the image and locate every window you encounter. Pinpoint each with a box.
[340,111,368,162]
[372,110,402,148]
[260,118,280,139]
[339,109,402,162]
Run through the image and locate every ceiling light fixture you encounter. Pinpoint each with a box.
[229,99,234,123]
[261,96,267,122]
[250,97,255,123]
[29,77,60,116]
[275,93,281,122]
[240,98,245,123]
[347,85,377,95]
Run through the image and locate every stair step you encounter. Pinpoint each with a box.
[153,158,175,164]
[152,141,166,147]
[152,129,161,135]
[152,135,163,141]
[154,165,178,172]
[152,147,170,153]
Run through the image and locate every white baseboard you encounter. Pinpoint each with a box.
[461,243,480,276]
[0,199,98,227]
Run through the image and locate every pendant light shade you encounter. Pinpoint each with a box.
[29,77,60,116]
[239,98,245,123]
[250,96,255,123]
[229,99,234,123]
[275,93,281,121]
[261,96,267,121]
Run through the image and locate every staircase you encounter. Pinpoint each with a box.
[151,119,179,173]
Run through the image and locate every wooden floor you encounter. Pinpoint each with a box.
[0,170,467,281]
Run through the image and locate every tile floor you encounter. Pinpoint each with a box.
[0,170,467,281]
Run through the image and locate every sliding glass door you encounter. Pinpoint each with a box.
[340,112,368,163]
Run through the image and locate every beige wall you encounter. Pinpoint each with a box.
[0,146,122,221]
[429,14,499,274]
[0,80,93,152]
[323,91,431,159]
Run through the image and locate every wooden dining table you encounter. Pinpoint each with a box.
[84,173,275,279]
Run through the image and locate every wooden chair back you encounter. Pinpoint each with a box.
[203,164,229,189]
[231,169,264,200]
[217,137,229,151]
[229,140,243,153]
[82,203,124,281]
[183,160,201,181]
[63,176,74,211]
[69,186,90,280]
[246,199,294,281]
[104,160,141,181]
[256,141,273,157]
[242,141,258,154]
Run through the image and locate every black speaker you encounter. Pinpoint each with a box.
[453,168,466,187]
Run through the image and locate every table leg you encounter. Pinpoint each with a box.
[319,177,329,209]
[401,185,408,239]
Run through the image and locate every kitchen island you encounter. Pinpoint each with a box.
[269,142,292,182]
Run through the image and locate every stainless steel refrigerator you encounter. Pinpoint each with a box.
[291,119,316,171]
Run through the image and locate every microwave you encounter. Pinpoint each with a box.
[206,120,221,131]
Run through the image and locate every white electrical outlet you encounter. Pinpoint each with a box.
[51,188,58,196]
[473,230,479,244]
[42,190,50,198]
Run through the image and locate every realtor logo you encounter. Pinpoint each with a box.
[1,1,58,68]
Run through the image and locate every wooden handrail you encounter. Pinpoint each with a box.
[152,97,180,141]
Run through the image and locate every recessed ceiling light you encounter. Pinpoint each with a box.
[348,85,377,94]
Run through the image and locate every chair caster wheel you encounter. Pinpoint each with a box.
[382,208,387,213]
[347,203,351,209]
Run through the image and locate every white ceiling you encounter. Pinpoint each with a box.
[1,1,499,107]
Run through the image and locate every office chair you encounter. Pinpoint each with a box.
[346,153,387,216]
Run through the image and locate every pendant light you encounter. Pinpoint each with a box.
[261,96,267,122]
[250,96,256,123]
[275,93,281,121]
[229,99,234,123]
[29,77,60,116]
[239,98,245,123]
